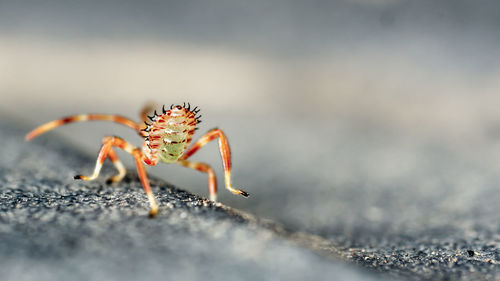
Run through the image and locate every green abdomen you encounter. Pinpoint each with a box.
[159,132,188,163]
[144,106,198,164]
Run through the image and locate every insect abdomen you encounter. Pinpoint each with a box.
[144,105,198,164]
[159,127,189,163]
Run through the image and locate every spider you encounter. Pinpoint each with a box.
[25,103,249,217]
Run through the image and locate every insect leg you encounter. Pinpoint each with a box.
[112,137,159,217]
[25,114,142,141]
[72,138,126,184]
[105,148,126,184]
[177,159,218,201]
[131,148,159,217]
[74,136,114,181]
[180,128,249,197]
[75,136,159,217]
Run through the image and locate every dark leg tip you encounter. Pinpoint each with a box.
[74,175,82,180]
[105,178,113,185]
[240,191,250,197]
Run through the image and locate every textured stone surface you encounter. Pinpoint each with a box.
[230,118,500,281]
[2,112,500,281]
[0,117,375,281]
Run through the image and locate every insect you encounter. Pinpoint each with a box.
[25,103,249,217]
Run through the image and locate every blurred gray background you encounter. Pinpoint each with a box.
[2,0,500,268]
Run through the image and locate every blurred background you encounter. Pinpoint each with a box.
[2,0,500,243]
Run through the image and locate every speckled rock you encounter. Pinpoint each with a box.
[0,116,376,281]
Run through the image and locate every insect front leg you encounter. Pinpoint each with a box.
[179,128,249,198]
[74,137,126,183]
[75,136,159,217]
[177,160,217,201]
[74,136,115,181]
[105,148,126,184]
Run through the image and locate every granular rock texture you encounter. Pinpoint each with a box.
[0,118,374,281]
[2,114,500,281]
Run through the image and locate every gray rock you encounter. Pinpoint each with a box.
[0,116,376,281]
[229,118,500,281]
[3,112,500,281]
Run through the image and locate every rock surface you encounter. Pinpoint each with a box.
[2,113,500,281]
[0,117,375,281]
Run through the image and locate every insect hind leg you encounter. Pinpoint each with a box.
[180,128,249,198]
[177,159,218,201]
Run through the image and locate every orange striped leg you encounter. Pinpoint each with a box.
[72,140,125,184]
[74,137,114,181]
[105,148,126,184]
[25,114,142,141]
[133,150,159,217]
[178,160,217,201]
[75,136,159,217]
[180,128,249,198]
